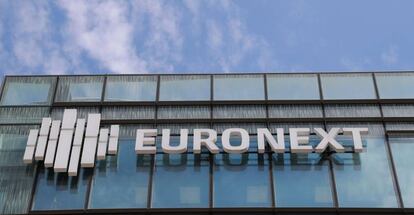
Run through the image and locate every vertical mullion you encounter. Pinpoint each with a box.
[318,73,339,209]
[0,76,7,104]
[209,74,214,209]
[373,72,405,208]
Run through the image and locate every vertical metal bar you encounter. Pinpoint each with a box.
[318,73,339,208]
[209,74,214,209]
[147,155,155,209]
[373,72,405,208]
[0,76,8,104]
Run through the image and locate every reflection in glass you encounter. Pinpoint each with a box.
[89,139,151,209]
[389,136,414,207]
[32,168,92,210]
[213,154,271,207]
[159,75,210,101]
[376,73,414,99]
[105,76,157,101]
[273,154,333,207]
[214,74,265,100]
[0,126,37,214]
[151,154,209,208]
[321,74,376,99]
[55,76,104,102]
[0,76,56,105]
[267,74,320,100]
[0,107,49,124]
[332,136,398,208]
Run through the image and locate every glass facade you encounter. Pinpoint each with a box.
[2,72,414,214]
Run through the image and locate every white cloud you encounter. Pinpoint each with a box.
[381,45,398,65]
[58,0,147,74]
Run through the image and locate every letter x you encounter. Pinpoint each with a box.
[314,128,345,153]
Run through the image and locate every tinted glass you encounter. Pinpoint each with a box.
[213,154,271,207]
[389,136,414,208]
[0,126,37,214]
[55,76,104,102]
[32,168,92,210]
[159,75,210,101]
[273,153,333,207]
[214,74,265,100]
[151,154,209,208]
[105,76,157,101]
[321,74,376,99]
[332,136,398,207]
[1,76,56,105]
[267,74,320,100]
[89,139,151,209]
[0,107,49,124]
[376,73,414,99]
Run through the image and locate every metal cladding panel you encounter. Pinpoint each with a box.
[108,125,119,155]
[54,130,74,172]
[44,120,61,168]
[73,119,86,146]
[80,114,101,167]
[61,109,77,129]
[23,129,39,164]
[39,117,52,135]
[85,114,101,137]
[97,128,109,160]
[68,146,81,176]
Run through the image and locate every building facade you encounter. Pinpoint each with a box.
[0,72,414,214]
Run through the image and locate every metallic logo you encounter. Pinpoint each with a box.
[23,109,119,176]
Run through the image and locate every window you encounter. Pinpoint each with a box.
[159,75,210,101]
[214,74,265,100]
[102,106,155,120]
[55,76,104,102]
[324,104,381,118]
[268,105,323,119]
[375,73,414,99]
[0,126,37,214]
[320,74,376,100]
[151,154,210,208]
[32,168,92,210]
[105,75,157,101]
[382,104,414,118]
[0,76,56,105]
[273,153,333,207]
[89,139,151,209]
[329,123,398,208]
[213,105,266,119]
[389,136,414,208]
[267,74,320,100]
[157,106,210,119]
[213,154,271,207]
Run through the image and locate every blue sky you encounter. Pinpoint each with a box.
[0,0,413,76]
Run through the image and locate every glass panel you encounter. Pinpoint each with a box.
[376,73,414,99]
[213,154,271,207]
[119,125,155,138]
[151,154,209,208]
[105,75,157,101]
[324,104,381,118]
[102,106,155,120]
[267,74,320,100]
[321,74,376,100]
[32,169,92,210]
[268,105,323,118]
[389,136,414,208]
[329,123,398,208]
[213,123,266,134]
[385,122,414,132]
[158,106,210,119]
[0,126,37,214]
[0,107,49,123]
[213,105,266,119]
[382,104,414,117]
[215,135,259,153]
[270,123,324,134]
[214,74,265,100]
[55,76,104,102]
[51,107,100,120]
[89,139,151,209]
[0,76,56,105]
[273,153,333,207]
[159,75,210,101]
